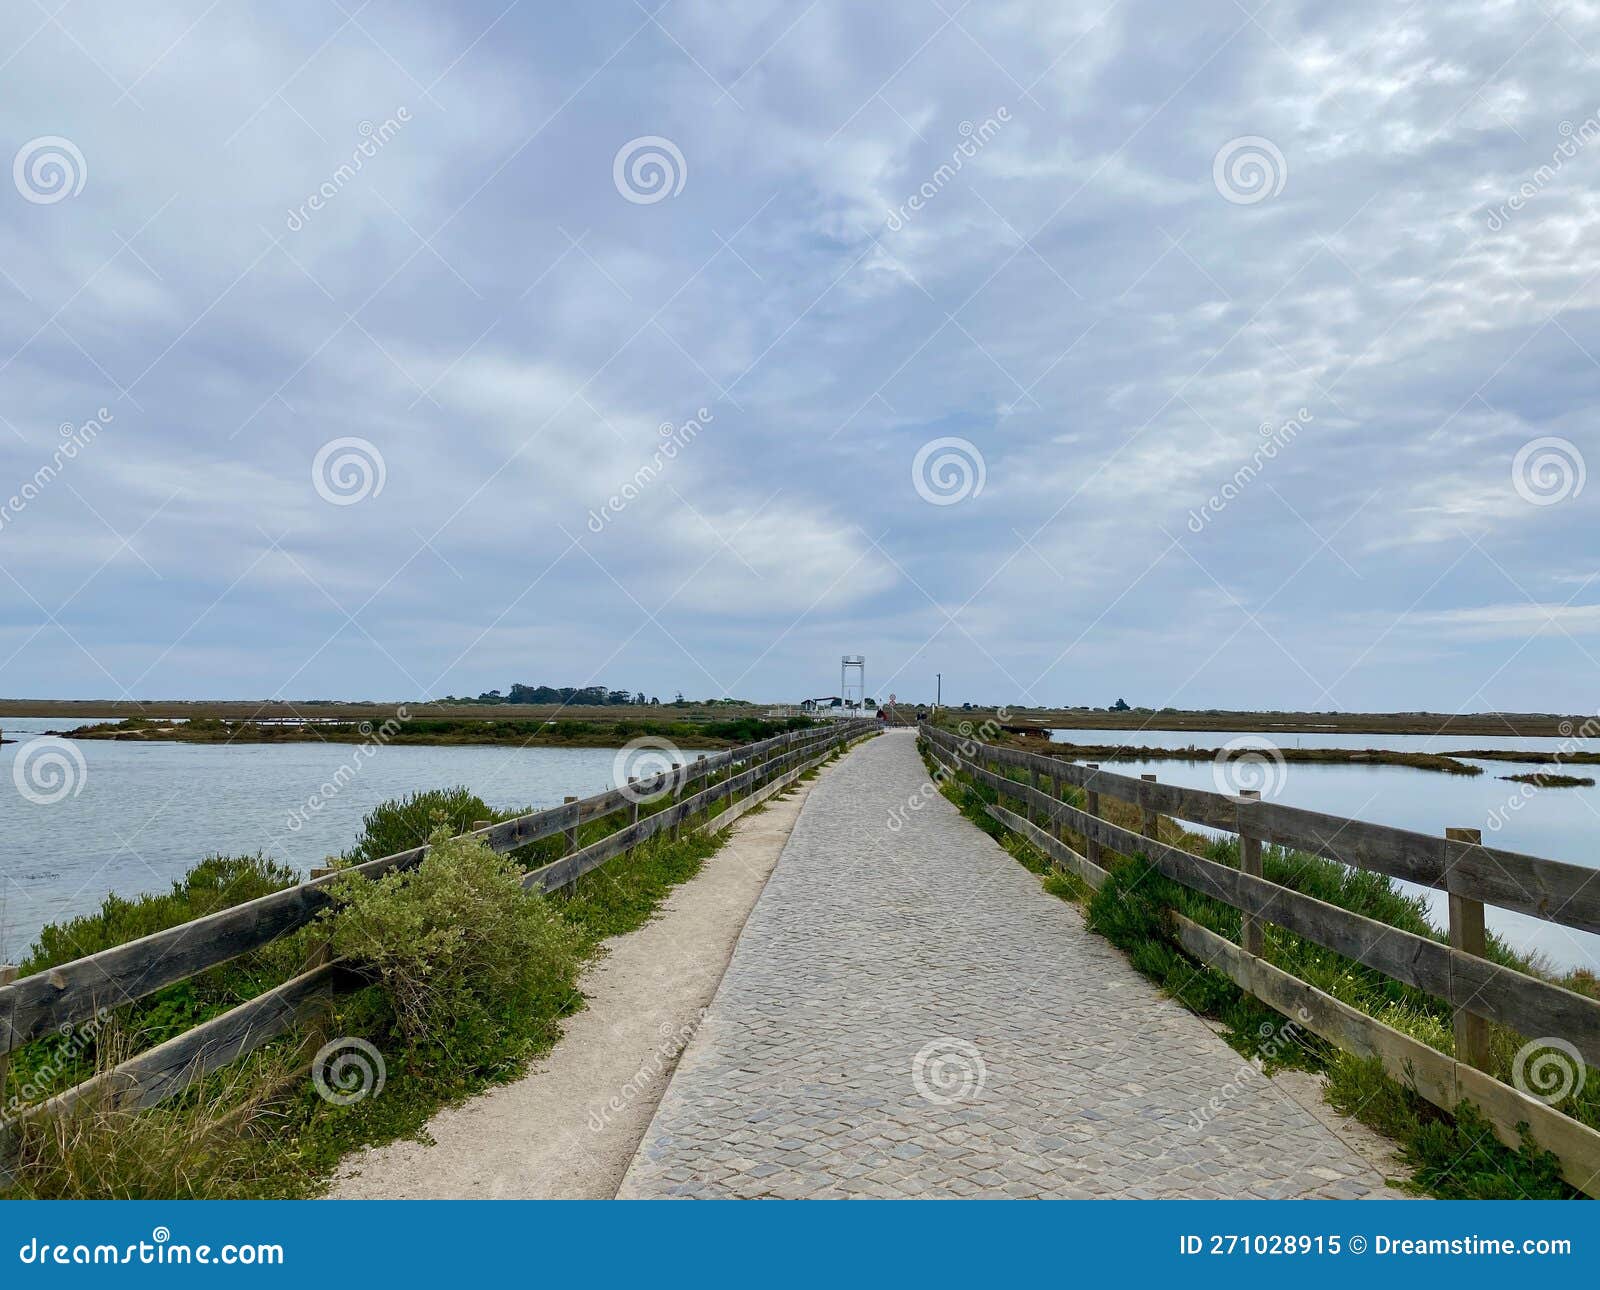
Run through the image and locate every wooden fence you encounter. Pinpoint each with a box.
[0,721,877,1142]
[922,724,1600,1197]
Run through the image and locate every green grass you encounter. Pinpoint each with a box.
[1323,1057,1569,1199]
[919,738,1595,1199]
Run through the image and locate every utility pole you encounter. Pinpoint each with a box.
[936,673,941,708]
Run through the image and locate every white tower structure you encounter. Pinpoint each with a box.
[840,655,866,713]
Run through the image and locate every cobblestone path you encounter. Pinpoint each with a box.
[619,730,1393,1199]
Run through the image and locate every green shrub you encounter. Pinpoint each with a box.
[701,716,812,742]
[339,787,496,865]
[322,828,582,1066]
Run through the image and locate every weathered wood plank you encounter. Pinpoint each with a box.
[986,803,1109,890]
[1172,914,1600,1198]
[522,727,865,894]
[29,963,350,1119]
[0,861,384,1057]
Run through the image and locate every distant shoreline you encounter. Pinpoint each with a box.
[1,700,1591,739]
[990,709,1590,738]
[37,713,809,751]
[0,699,771,723]
[1037,739,1600,778]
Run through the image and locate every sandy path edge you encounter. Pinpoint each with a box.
[327,757,843,1200]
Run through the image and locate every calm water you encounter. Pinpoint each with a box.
[1044,727,1597,754]
[6,719,1598,974]
[0,718,636,963]
[1047,728,1600,972]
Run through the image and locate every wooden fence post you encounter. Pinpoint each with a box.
[0,965,15,1094]
[628,778,640,828]
[669,765,683,839]
[1236,790,1263,956]
[303,934,335,1043]
[1084,764,1102,868]
[0,963,16,1177]
[300,877,336,1017]
[1139,773,1159,843]
[1446,826,1491,1072]
[1051,766,1064,842]
[563,796,578,854]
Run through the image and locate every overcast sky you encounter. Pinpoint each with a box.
[0,1,1596,711]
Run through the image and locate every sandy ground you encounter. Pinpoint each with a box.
[328,765,832,1200]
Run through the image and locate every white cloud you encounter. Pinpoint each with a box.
[1,0,1598,709]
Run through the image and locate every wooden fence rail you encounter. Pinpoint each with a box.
[0,721,876,1135]
[922,725,1600,1197]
